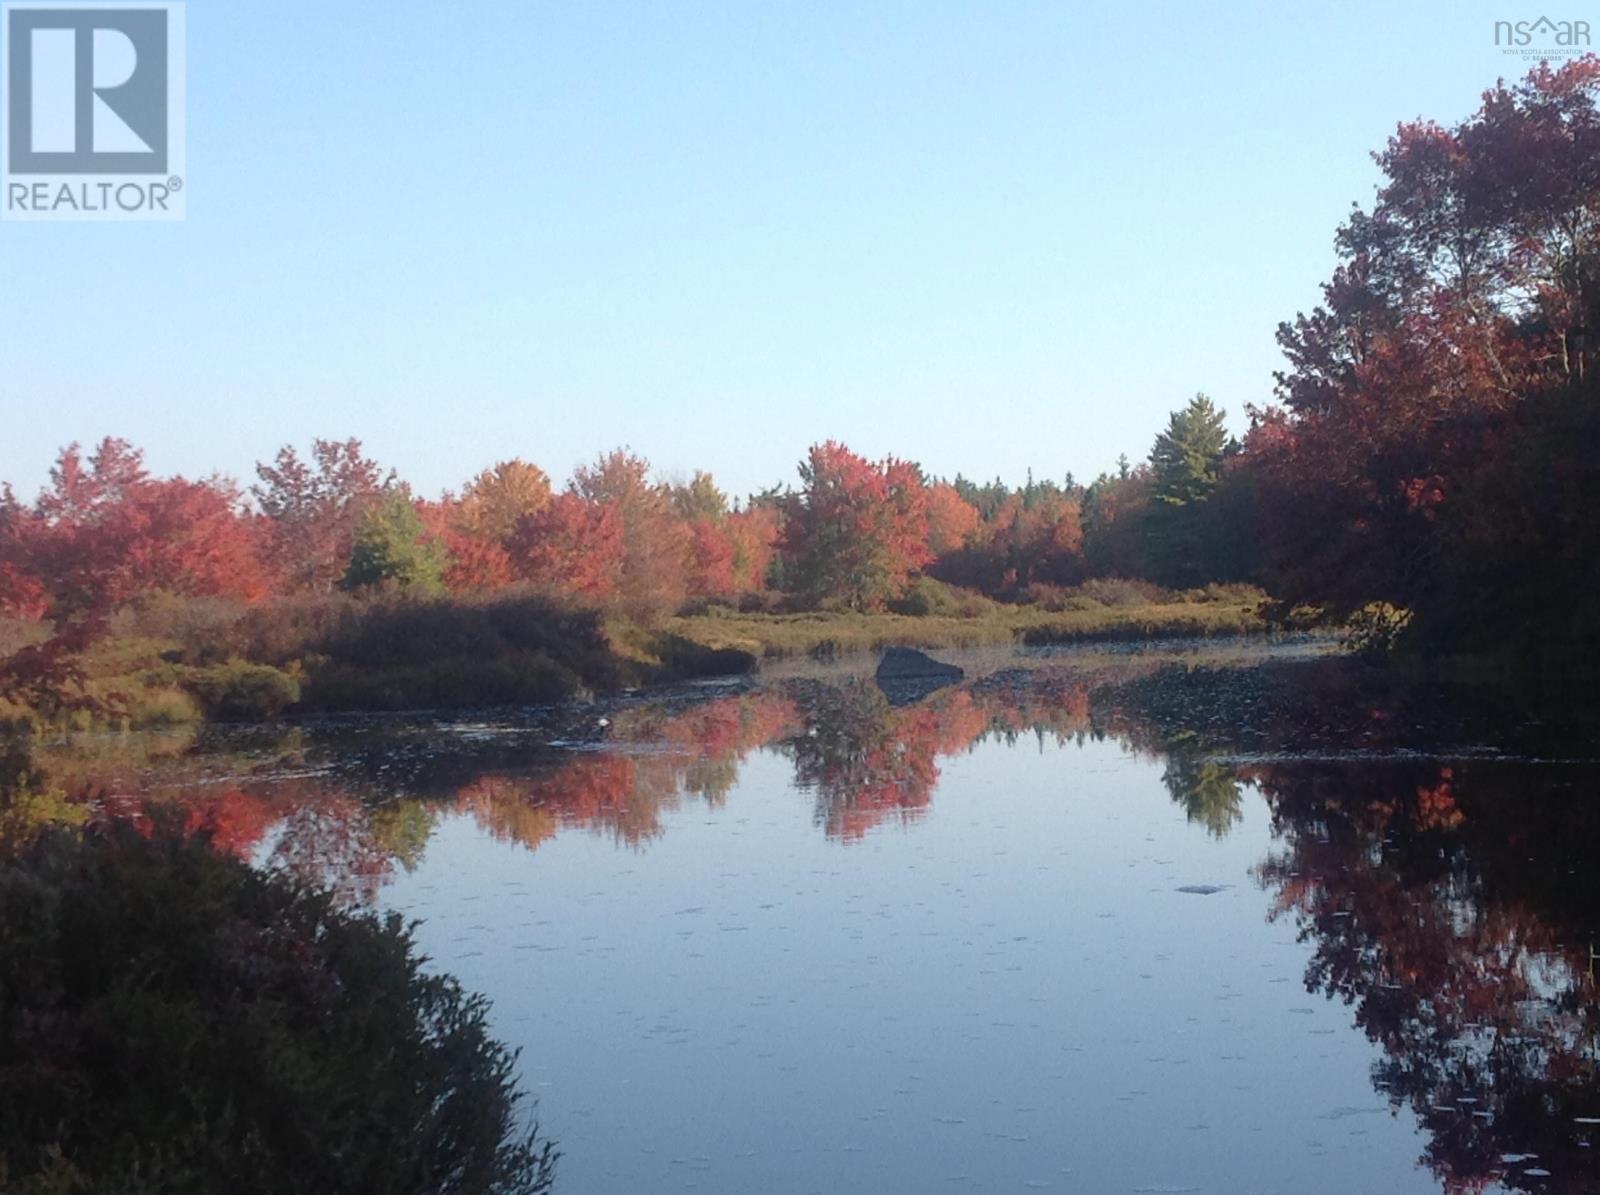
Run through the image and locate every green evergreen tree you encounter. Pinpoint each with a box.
[1151,394,1229,507]
[1146,394,1230,586]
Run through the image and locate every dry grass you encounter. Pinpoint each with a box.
[655,591,1274,663]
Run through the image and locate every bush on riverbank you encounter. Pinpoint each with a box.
[0,817,557,1193]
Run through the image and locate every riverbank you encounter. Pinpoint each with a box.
[644,592,1277,663]
[0,584,1301,730]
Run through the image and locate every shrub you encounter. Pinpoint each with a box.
[182,659,302,720]
[218,592,359,666]
[644,634,758,680]
[1071,577,1168,607]
[108,591,249,651]
[0,733,85,841]
[123,685,203,728]
[301,652,580,713]
[0,820,557,1193]
[1347,602,1414,658]
[886,577,999,619]
[0,619,48,661]
[197,591,621,713]
[1182,582,1269,607]
[736,590,788,615]
[1015,583,1096,612]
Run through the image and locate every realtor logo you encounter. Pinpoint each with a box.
[2,2,185,220]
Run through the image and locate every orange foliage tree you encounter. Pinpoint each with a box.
[572,451,691,617]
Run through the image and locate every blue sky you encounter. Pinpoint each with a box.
[0,0,1557,501]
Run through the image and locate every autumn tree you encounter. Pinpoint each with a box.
[508,493,626,603]
[1255,56,1600,646]
[253,439,393,592]
[417,499,515,593]
[781,442,932,609]
[6,441,268,611]
[572,451,690,616]
[457,460,552,544]
[1080,467,1155,580]
[727,506,780,594]
[934,489,1083,597]
[0,440,268,708]
[924,483,981,558]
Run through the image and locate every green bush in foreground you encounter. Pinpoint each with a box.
[0,820,557,1194]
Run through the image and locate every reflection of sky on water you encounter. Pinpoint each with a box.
[391,735,1433,1193]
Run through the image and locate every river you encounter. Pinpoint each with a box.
[36,641,1600,1193]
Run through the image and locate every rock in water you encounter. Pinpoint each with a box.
[874,648,965,703]
[875,647,964,682]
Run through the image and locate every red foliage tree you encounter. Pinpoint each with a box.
[924,483,981,558]
[508,493,626,603]
[935,490,1084,596]
[252,438,393,592]
[1253,57,1600,635]
[0,561,49,621]
[0,440,269,707]
[416,499,515,593]
[782,442,933,609]
[2,440,268,610]
[686,517,738,599]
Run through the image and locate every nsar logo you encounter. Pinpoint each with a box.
[1494,16,1592,57]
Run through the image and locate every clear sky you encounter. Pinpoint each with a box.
[0,0,1558,501]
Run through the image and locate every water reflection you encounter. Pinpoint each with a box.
[1254,760,1600,1192]
[9,651,1600,1191]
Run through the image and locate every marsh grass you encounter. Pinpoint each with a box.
[656,585,1274,663]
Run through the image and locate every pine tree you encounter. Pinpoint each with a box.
[1145,395,1230,586]
[1150,394,1228,508]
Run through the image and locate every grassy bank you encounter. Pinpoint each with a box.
[649,582,1286,662]
[654,594,1275,664]
[0,582,1300,727]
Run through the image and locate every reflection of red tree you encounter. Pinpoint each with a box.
[455,694,804,850]
[1255,763,1600,1194]
[981,678,1091,739]
[64,672,1142,887]
[454,776,560,853]
[84,782,395,906]
[794,687,992,841]
[182,789,278,859]
[1413,768,1464,832]
[267,797,396,907]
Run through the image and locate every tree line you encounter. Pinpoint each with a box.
[3,57,1599,671]
[0,398,1243,623]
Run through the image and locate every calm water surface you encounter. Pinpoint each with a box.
[58,645,1600,1193]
